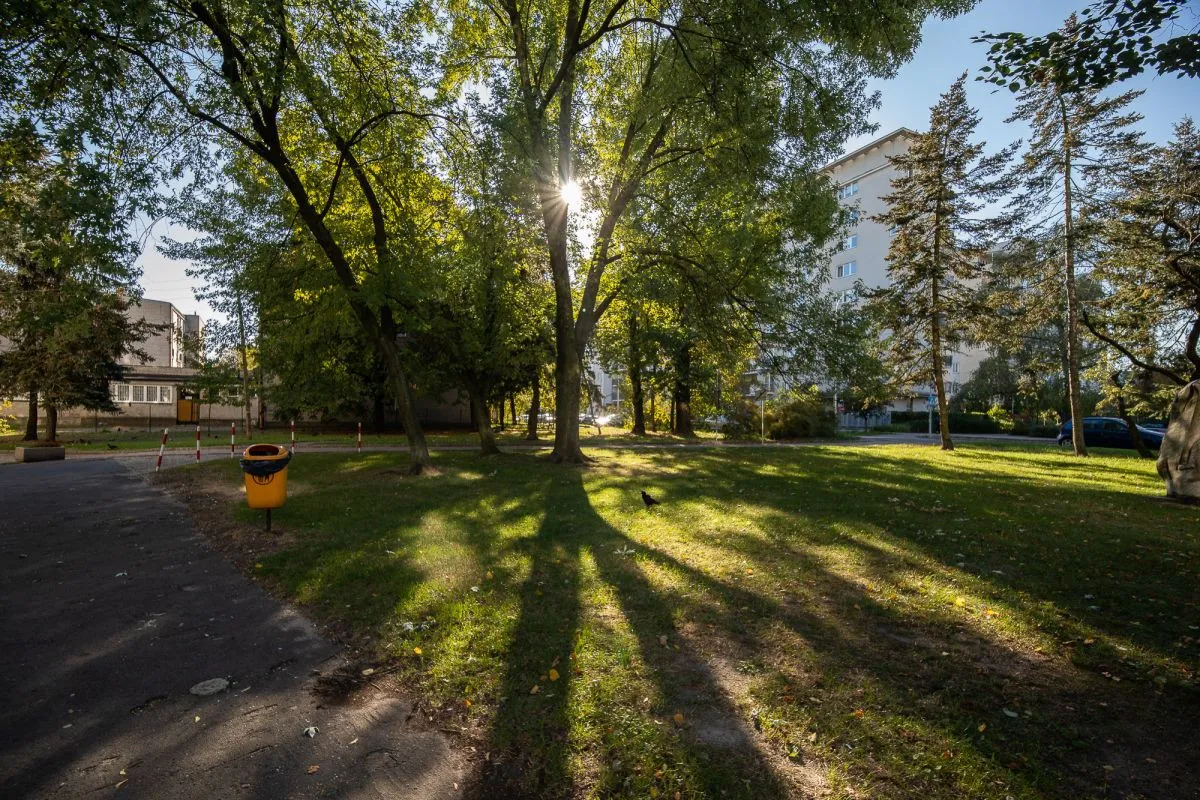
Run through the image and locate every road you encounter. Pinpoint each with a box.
[0,458,464,799]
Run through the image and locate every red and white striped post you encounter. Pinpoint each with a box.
[155,428,168,473]
[230,422,236,458]
[357,421,362,454]
[290,419,296,453]
[195,425,201,463]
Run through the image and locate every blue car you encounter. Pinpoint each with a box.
[1057,417,1165,450]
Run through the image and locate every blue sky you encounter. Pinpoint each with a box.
[136,0,1200,321]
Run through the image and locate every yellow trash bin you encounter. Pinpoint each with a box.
[240,444,291,511]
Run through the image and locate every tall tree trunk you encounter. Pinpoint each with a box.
[1059,96,1089,457]
[650,386,657,432]
[1111,373,1152,459]
[510,395,517,427]
[628,307,646,435]
[672,341,695,437]
[669,393,675,433]
[377,327,430,474]
[23,385,38,441]
[43,404,58,442]
[373,390,386,432]
[526,373,541,441]
[930,270,954,451]
[236,294,253,441]
[468,386,500,456]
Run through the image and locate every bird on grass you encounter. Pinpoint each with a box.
[106,443,118,450]
[641,490,661,509]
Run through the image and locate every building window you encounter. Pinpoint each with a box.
[112,383,130,403]
[111,383,174,403]
[131,385,145,402]
[837,181,859,200]
[847,210,860,225]
[836,261,857,278]
[836,288,858,307]
[160,385,173,403]
[610,383,622,404]
[843,234,858,250]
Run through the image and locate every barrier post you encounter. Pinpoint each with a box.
[357,421,362,454]
[290,419,296,453]
[155,428,168,473]
[195,425,201,463]
[230,422,236,458]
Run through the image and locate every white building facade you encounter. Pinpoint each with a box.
[825,128,987,413]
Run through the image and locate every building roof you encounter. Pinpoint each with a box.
[823,127,918,174]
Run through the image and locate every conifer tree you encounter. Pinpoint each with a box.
[1083,118,1200,389]
[1002,18,1145,455]
[870,73,1016,450]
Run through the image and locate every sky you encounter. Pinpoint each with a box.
[133,0,1200,323]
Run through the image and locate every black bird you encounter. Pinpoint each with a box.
[641,490,661,509]
[106,443,118,450]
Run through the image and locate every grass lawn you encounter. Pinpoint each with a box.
[162,443,1199,800]
[0,425,728,452]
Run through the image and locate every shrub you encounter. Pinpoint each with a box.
[720,399,762,440]
[987,404,1014,431]
[766,387,836,440]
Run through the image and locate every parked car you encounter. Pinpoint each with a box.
[1057,417,1164,450]
[701,414,729,432]
[595,413,623,427]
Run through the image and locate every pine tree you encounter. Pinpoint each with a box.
[1084,118,1200,389]
[870,73,1016,450]
[1002,16,1146,456]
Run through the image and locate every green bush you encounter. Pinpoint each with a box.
[889,410,1003,434]
[987,404,1014,431]
[720,399,762,440]
[1010,419,1059,438]
[765,387,836,440]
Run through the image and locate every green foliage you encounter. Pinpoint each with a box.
[977,1,1200,93]
[0,120,150,434]
[1084,118,1200,388]
[765,386,836,440]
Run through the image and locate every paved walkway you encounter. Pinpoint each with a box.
[0,458,464,799]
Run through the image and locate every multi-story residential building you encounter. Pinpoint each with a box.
[824,128,987,413]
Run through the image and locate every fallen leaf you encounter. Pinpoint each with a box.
[530,685,541,695]
[1002,708,1019,718]
[1084,638,1096,645]
[650,788,659,798]
[486,571,494,580]
[361,668,375,677]
[254,563,263,569]
[349,737,359,745]
[548,668,560,682]
[853,709,865,718]
[413,647,423,656]
[978,723,987,733]
[673,712,685,726]
[194,716,200,723]
[306,765,320,775]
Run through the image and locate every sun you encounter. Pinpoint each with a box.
[560,180,583,209]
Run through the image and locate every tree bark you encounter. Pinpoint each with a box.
[1115,394,1152,459]
[235,294,253,440]
[1059,96,1089,457]
[468,386,500,456]
[930,266,954,451]
[44,404,58,443]
[650,386,657,432]
[628,307,646,435]
[526,372,541,440]
[23,385,38,441]
[510,394,517,427]
[672,341,695,437]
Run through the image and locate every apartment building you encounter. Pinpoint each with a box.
[825,128,987,412]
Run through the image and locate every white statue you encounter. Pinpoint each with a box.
[1158,381,1200,501]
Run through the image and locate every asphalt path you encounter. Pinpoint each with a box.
[0,458,464,799]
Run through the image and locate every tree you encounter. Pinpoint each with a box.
[869,74,1016,450]
[1082,118,1200,388]
[449,0,973,462]
[0,120,151,441]
[4,0,456,473]
[977,0,1200,93]
[998,17,1145,455]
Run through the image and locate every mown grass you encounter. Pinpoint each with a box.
[170,443,1199,799]
[1,425,730,451]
